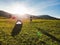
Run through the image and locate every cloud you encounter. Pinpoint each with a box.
[0,2,36,15]
[0,0,60,17]
[34,0,60,11]
[28,0,60,15]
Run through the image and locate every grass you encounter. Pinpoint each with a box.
[0,19,60,45]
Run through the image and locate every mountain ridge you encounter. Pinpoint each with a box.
[0,10,60,20]
[0,10,12,18]
[26,14,60,20]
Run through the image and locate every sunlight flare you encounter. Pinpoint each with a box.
[5,3,35,15]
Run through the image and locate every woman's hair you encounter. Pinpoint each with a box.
[16,20,23,24]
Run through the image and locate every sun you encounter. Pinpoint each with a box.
[4,3,36,18]
[9,4,30,15]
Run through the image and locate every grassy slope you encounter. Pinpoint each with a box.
[0,19,60,45]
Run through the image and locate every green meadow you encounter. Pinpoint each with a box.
[0,19,60,45]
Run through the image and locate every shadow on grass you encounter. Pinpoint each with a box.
[36,27,60,42]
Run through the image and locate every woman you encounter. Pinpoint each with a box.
[11,20,23,37]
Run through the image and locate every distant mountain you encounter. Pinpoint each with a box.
[0,10,59,20]
[0,10,12,18]
[26,14,60,20]
[37,15,60,20]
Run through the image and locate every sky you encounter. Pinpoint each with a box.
[0,0,60,18]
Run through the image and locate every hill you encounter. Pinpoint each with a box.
[0,10,12,18]
[27,14,60,20]
[0,10,59,20]
[37,15,60,20]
